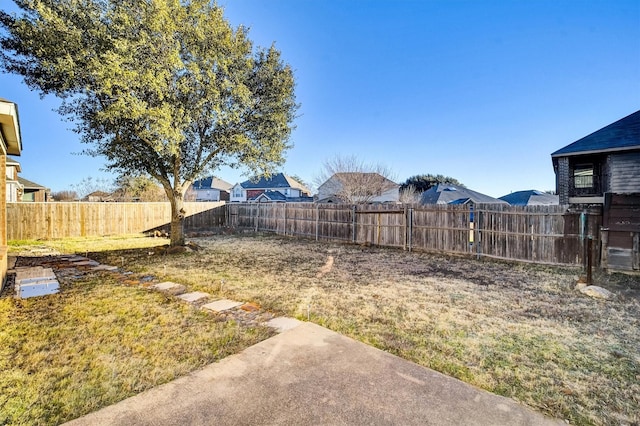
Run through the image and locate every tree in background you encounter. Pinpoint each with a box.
[398,185,421,204]
[113,175,167,202]
[400,174,464,193]
[315,155,398,204]
[51,190,78,201]
[71,177,114,199]
[1,0,297,246]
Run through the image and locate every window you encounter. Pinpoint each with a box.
[233,187,242,197]
[573,164,594,189]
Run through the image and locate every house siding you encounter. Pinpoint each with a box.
[0,152,7,285]
[609,152,640,193]
[195,188,221,201]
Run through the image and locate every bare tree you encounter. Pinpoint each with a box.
[315,155,398,204]
[113,175,168,202]
[51,190,78,201]
[72,177,114,199]
[398,185,421,204]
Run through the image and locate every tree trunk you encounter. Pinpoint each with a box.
[169,192,186,246]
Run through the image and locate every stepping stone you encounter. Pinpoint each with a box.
[202,299,243,313]
[16,279,60,299]
[178,291,210,303]
[72,260,100,267]
[265,317,303,333]
[150,282,187,295]
[91,264,119,271]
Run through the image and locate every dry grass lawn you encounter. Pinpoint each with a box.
[4,233,640,425]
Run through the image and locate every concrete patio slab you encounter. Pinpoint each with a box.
[65,322,562,426]
[265,316,303,333]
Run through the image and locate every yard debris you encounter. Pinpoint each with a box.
[152,229,170,238]
[186,241,203,251]
[241,302,261,312]
[575,283,615,300]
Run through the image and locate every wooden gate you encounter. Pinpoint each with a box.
[601,193,640,271]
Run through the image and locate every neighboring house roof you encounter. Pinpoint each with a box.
[318,173,398,194]
[251,190,288,202]
[192,176,233,191]
[421,184,507,205]
[0,98,22,155]
[499,190,559,206]
[6,156,21,172]
[250,190,314,203]
[551,110,640,157]
[240,173,309,193]
[84,191,113,201]
[329,172,398,187]
[18,176,47,190]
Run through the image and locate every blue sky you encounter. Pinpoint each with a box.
[1,0,639,197]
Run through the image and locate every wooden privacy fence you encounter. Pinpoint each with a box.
[227,202,601,267]
[6,201,226,240]
[8,201,601,267]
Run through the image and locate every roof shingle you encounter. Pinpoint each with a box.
[551,110,640,157]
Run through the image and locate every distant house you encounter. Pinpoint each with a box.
[499,190,559,206]
[551,110,640,205]
[230,173,312,203]
[5,158,50,202]
[5,157,21,202]
[420,184,507,205]
[84,191,113,202]
[1,98,23,284]
[190,176,232,202]
[316,173,399,204]
[18,176,49,202]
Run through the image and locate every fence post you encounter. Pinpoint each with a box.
[475,208,482,259]
[255,204,259,232]
[600,228,608,269]
[283,203,286,236]
[408,207,413,252]
[315,205,319,241]
[633,232,640,271]
[587,237,593,284]
[403,206,408,251]
[351,205,356,243]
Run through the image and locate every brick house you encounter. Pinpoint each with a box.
[230,173,312,202]
[0,98,23,284]
[551,110,640,205]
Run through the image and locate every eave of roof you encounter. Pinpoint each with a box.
[17,176,46,189]
[0,99,22,155]
[551,110,640,157]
